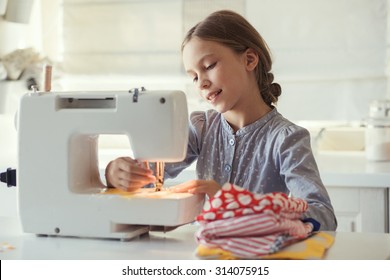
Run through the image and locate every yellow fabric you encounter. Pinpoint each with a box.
[195,232,335,260]
[196,244,238,260]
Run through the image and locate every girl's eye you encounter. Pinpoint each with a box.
[206,62,216,70]
[192,76,198,83]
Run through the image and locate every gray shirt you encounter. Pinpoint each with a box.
[165,108,337,231]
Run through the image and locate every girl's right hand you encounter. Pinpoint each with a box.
[104,157,156,192]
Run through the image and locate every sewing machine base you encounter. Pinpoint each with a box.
[19,189,205,241]
[34,224,185,241]
[35,225,151,241]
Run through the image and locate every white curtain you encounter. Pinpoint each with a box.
[58,0,387,121]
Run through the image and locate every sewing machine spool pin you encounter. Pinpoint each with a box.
[129,86,146,103]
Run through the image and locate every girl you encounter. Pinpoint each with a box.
[105,10,337,231]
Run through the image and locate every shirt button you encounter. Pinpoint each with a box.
[229,139,235,146]
[224,164,232,172]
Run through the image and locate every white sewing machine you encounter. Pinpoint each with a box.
[16,88,204,240]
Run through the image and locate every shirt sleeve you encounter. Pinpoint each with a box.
[163,111,205,179]
[276,125,338,231]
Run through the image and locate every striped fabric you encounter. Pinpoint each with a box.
[195,183,313,258]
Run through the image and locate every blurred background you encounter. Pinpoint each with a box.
[0,0,388,121]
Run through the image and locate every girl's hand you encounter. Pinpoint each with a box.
[170,179,222,198]
[105,157,156,192]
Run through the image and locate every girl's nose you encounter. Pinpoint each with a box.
[199,77,211,89]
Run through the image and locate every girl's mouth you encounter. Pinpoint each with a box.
[206,89,222,102]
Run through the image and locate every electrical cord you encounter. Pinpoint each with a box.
[0,168,16,187]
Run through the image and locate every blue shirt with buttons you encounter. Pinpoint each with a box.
[164,108,337,231]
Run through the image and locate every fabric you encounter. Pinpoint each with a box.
[196,214,313,258]
[261,232,335,260]
[197,183,308,222]
[163,108,337,231]
[195,232,335,260]
[194,184,316,259]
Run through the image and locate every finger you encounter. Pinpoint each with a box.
[128,173,156,185]
[115,159,133,173]
[117,158,153,176]
[124,157,153,172]
[141,161,150,170]
[130,164,154,176]
[115,173,155,193]
[116,174,152,191]
[117,168,155,182]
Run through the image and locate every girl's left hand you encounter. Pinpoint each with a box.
[170,179,222,198]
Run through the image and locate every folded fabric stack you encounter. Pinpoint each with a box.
[195,183,327,259]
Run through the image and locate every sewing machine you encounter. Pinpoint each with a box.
[16,88,204,240]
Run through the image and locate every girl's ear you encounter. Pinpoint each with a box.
[244,48,259,71]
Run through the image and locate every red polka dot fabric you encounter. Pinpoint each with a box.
[197,183,308,222]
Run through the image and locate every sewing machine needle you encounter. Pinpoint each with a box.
[155,161,164,192]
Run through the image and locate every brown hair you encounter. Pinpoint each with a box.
[182,10,281,105]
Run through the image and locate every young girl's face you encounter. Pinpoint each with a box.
[182,37,254,114]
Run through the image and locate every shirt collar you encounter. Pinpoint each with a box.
[221,107,279,136]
